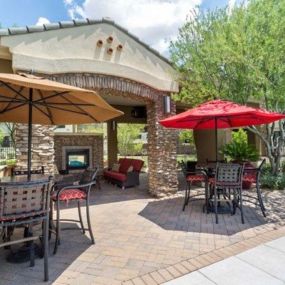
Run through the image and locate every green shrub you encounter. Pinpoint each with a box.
[6,159,16,166]
[281,160,285,173]
[277,174,285,190]
[222,129,259,162]
[260,171,285,190]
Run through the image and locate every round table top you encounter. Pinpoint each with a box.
[0,175,52,186]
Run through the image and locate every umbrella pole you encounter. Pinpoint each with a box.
[27,88,33,180]
[215,117,218,161]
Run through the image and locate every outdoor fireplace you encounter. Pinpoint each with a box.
[62,146,93,171]
[66,149,90,170]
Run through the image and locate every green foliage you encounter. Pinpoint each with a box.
[0,159,16,166]
[117,124,145,156]
[222,129,259,161]
[260,172,285,190]
[170,0,285,173]
[5,159,16,166]
[179,130,194,144]
[76,123,104,133]
[0,129,4,146]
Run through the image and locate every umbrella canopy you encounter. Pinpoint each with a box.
[0,73,123,178]
[0,73,123,124]
[160,100,285,161]
[160,100,285,129]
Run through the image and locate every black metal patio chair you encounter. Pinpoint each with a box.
[212,163,244,224]
[242,159,267,217]
[51,168,98,254]
[0,180,51,281]
[179,161,207,211]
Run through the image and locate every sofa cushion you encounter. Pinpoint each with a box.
[112,163,120,172]
[127,165,134,172]
[131,159,144,172]
[104,170,127,182]
[119,158,131,174]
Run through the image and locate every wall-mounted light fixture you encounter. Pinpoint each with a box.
[112,120,116,131]
[163,96,171,114]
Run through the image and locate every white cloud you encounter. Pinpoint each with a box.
[63,0,74,4]
[63,0,202,56]
[227,0,236,14]
[35,17,50,26]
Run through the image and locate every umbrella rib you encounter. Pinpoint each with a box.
[0,102,27,113]
[0,93,26,103]
[40,104,94,117]
[34,91,70,102]
[37,102,95,106]
[0,81,29,101]
[61,94,99,122]
[0,87,27,113]
[38,90,54,124]
[32,103,53,122]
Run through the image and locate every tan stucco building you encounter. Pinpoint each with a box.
[0,18,181,196]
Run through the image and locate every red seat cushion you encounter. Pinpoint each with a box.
[104,171,127,182]
[52,189,86,201]
[243,174,256,183]
[186,174,205,182]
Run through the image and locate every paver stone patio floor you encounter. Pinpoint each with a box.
[0,173,284,284]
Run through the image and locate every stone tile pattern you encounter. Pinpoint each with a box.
[15,124,55,175]
[1,176,284,285]
[54,134,104,171]
[46,73,179,197]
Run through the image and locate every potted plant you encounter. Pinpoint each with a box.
[221,129,260,189]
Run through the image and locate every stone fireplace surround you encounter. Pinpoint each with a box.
[54,133,103,172]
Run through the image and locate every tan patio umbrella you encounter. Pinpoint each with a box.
[0,73,123,178]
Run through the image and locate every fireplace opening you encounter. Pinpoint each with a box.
[66,149,90,170]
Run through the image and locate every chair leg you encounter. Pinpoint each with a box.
[86,198,95,244]
[54,200,61,255]
[256,184,266,217]
[214,186,218,224]
[43,216,49,282]
[29,240,35,267]
[182,181,190,211]
[77,200,85,234]
[239,188,245,224]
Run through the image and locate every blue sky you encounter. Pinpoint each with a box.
[0,0,238,54]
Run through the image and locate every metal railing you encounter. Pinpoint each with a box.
[0,147,16,162]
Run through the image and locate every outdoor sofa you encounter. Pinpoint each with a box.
[103,158,144,189]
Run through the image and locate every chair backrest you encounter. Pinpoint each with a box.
[215,163,244,185]
[0,180,50,222]
[79,168,98,184]
[186,161,197,172]
[11,166,45,176]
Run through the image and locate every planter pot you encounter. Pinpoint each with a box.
[242,180,252,189]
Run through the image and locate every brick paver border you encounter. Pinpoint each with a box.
[123,225,285,285]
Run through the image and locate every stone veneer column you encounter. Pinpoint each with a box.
[147,99,178,197]
[107,120,118,168]
[15,124,55,175]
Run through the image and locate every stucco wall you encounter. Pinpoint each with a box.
[1,23,178,92]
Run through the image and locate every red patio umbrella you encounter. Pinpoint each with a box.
[160,100,285,160]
